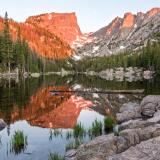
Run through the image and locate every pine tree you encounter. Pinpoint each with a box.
[3,12,13,73]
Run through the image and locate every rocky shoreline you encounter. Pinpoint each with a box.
[65,95,160,160]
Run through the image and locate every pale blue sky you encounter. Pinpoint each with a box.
[0,0,159,32]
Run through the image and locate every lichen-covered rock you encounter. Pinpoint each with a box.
[140,95,160,117]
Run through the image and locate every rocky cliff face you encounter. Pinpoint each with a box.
[26,12,82,45]
[75,7,160,58]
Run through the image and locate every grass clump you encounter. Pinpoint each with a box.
[10,130,28,154]
[49,129,62,140]
[66,130,73,140]
[73,123,86,138]
[88,119,102,138]
[104,117,116,132]
[66,139,81,151]
[48,153,64,160]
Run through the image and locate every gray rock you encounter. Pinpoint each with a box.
[0,119,6,131]
[65,150,77,160]
[119,119,153,131]
[116,111,141,123]
[116,102,142,123]
[119,102,140,113]
[141,95,160,117]
[109,136,160,160]
[75,134,117,160]
[73,124,160,160]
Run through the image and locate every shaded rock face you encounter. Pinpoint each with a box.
[26,12,82,45]
[76,7,160,58]
[0,119,6,131]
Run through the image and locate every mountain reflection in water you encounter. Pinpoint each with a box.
[1,86,94,129]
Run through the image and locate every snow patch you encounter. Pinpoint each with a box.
[120,46,125,49]
[134,24,137,28]
[72,55,82,61]
[48,14,52,20]
[92,46,100,53]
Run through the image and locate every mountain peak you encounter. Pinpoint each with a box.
[26,12,82,44]
[122,12,135,28]
[146,7,160,18]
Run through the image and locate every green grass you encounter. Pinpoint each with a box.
[49,129,62,140]
[10,130,28,154]
[66,139,81,151]
[104,117,116,132]
[88,119,102,138]
[48,153,64,160]
[66,130,73,140]
[73,123,86,138]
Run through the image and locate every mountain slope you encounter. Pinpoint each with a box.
[0,17,73,60]
[75,8,160,58]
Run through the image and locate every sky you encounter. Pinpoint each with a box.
[0,0,159,33]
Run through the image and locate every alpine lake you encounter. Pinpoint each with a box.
[0,74,160,160]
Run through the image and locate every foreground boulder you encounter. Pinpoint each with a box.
[0,119,6,131]
[116,102,141,123]
[140,95,160,117]
[67,124,160,160]
[109,136,160,160]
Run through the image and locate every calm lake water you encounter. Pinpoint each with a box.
[0,74,160,160]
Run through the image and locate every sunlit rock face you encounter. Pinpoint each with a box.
[121,12,135,28]
[26,12,83,45]
[146,7,160,18]
[0,17,73,59]
[4,86,93,129]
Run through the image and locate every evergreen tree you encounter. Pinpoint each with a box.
[2,12,13,73]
